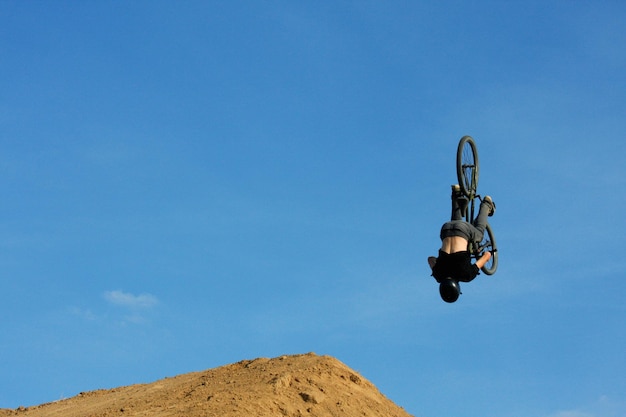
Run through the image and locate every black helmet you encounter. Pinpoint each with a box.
[439,278,461,303]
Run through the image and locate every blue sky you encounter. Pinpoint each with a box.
[1,1,625,416]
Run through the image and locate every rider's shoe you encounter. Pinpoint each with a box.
[451,184,464,199]
[483,195,496,216]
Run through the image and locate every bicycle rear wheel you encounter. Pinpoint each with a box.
[456,136,479,198]
[480,223,498,275]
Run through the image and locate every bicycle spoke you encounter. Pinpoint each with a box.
[456,136,479,199]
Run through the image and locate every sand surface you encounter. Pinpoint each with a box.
[1,352,413,417]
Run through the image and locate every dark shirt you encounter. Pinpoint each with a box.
[431,249,480,283]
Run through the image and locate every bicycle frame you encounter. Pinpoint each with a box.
[455,135,497,275]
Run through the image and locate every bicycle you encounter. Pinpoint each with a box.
[456,135,498,275]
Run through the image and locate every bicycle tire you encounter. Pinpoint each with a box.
[456,136,479,198]
[480,223,498,275]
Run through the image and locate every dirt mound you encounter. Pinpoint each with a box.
[0,353,413,417]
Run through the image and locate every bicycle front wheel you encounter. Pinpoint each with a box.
[456,136,479,198]
[480,223,498,275]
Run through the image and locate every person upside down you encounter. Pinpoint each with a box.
[428,184,496,302]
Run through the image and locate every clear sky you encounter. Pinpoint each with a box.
[1,2,625,417]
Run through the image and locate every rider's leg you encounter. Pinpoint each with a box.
[469,198,494,241]
[451,185,467,221]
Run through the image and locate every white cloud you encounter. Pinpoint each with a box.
[549,411,594,417]
[546,395,626,417]
[68,306,97,321]
[103,290,158,308]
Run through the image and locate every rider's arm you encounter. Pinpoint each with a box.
[474,251,492,269]
[427,256,437,270]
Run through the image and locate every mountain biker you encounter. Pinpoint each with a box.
[428,185,496,302]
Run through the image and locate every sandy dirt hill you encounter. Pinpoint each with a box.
[0,352,413,417]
